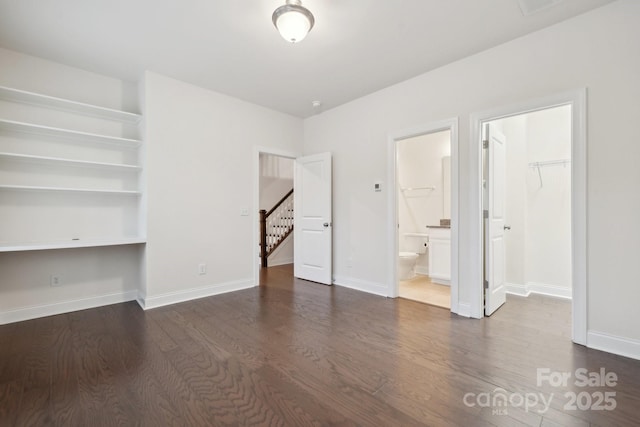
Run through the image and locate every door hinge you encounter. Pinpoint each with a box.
[484,280,489,289]
[483,209,489,219]
[483,140,489,149]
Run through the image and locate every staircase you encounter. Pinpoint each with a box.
[259,189,293,268]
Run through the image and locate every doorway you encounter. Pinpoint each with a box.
[253,147,297,286]
[397,130,452,308]
[258,152,295,270]
[253,147,333,287]
[387,118,459,312]
[470,90,587,344]
[485,105,573,314]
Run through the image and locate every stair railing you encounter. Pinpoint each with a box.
[259,189,294,268]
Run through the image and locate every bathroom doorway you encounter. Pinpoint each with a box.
[388,119,459,310]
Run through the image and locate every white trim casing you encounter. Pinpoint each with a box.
[457,302,472,318]
[469,89,588,344]
[387,118,459,313]
[0,290,138,325]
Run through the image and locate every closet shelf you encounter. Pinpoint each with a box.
[0,184,141,195]
[0,85,141,124]
[0,152,141,171]
[0,237,147,252]
[0,119,142,148]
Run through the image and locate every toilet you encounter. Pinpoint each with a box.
[398,233,429,281]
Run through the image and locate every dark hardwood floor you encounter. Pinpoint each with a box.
[1,264,639,426]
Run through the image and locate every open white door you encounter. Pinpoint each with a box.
[294,152,332,284]
[485,124,507,315]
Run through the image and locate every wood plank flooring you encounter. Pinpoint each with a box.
[1,264,639,426]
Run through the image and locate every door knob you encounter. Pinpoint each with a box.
[504,225,511,230]
[323,222,330,227]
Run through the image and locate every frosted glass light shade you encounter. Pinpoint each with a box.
[272,0,315,43]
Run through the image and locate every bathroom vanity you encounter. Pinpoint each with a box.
[426,226,451,285]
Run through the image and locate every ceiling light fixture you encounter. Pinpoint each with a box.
[272,0,315,43]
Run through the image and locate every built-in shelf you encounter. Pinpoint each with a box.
[0,152,141,171]
[0,237,147,252]
[0,85,145,255]
[0,85,141,124]
[0,119,142,147]
[0,184,141,195]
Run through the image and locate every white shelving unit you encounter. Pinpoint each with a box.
[0,184,142,195]
[0,85,141,123]
[0,152,141,171]
[0,119,141,147]
[0,85,146,252]
[0,237,147,253]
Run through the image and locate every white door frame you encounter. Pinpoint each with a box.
[253,145,299,287]
[387,118,460,314]
[469,89,587,344]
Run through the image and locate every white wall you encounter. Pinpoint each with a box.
[0,47,142,323]
[525,106,572,294]
[397,131,450,272]
[498,106,572,298]
[259,154,293,210]
[259,153,294,266]
[142,72,302,307]
[303,1,640,347]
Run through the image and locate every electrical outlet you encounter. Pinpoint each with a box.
[50,275,62,287]
[198,263,207,275]
[240,208,249,216]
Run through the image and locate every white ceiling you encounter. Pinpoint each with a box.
[0,0,614,117]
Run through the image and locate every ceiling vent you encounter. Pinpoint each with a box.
[517,0,564,16]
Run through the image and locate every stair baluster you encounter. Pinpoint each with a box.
[259,189,294,268]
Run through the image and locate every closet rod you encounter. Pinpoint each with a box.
[528,159,571,168]
[529,159,570,187]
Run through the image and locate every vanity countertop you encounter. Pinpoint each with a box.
[426,225,451,229]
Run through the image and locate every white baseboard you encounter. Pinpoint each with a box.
[587,330,640,361]
[138,279,255,310]
[528,282,572,299]
[505,282,529,297]
[0,290,138,325]
[505,282,571,299]
[268,258,293,267]
[415,266,429,276]
[333,275,389,297]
